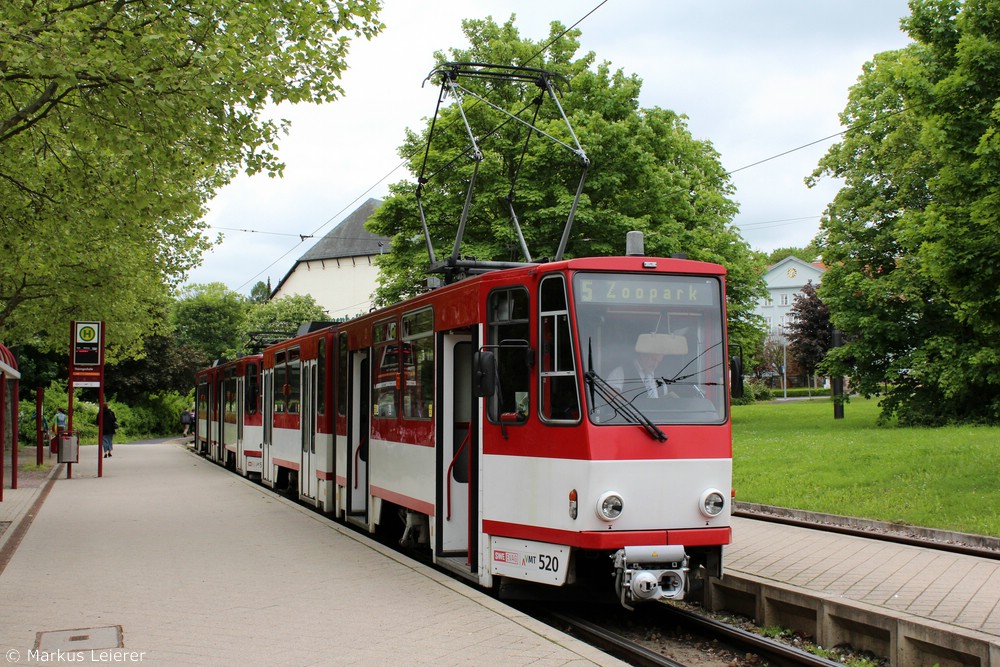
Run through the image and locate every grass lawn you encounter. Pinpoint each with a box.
[732,397,1000,537]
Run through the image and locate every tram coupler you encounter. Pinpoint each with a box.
[612,545,688,610]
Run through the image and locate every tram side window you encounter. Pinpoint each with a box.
[273,351,286,414]
[373,319,398,419]
[402,308,433,420]
[224,369,237,423]
[487,287,531,423]
[197,384,208,420]
[245,362,259,415]
[539,275,580,423]
[287,348,301,414]
[338,332,348,417]
[317,338,326,417]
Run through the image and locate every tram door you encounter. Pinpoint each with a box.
[262,368,274,486]
[212,377,224,463]
[300,360,317,500]
[438,334,475,564]
[346,351,370,523]
[236,375,245,473]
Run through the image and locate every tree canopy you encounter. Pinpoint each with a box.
[0,0,382,360]
[367,16,766,353]
[241,294,331,345]
[171,283,247,362]
[785,281,831,382]
[811,0,1000,424]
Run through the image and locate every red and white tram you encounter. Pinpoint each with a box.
[195,355,263,477]
[259,324,341,511]
[194,252,739,607]
[193,62,741,606]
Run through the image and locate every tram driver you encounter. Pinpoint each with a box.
[607,333,687,399]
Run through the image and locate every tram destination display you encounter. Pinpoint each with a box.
[575,274,719,307]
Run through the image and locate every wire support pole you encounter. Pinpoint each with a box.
[444,77,484,262]
[555,162,590,261]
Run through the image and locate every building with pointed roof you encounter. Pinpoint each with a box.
[756,255,826,337]
[270,198,389,319]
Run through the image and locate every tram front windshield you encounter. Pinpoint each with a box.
[573,272,727,425]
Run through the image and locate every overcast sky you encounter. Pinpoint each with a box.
[189,0,914,294]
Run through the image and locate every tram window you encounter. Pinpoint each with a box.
[317,338,326,416]
[274,351,286,414]
[539,275,580,423]
[287,348,301,414]
[245,362,259,415]
[197,384,207,419]
[373,319,399,419]
[573,272,727,425]
[487,287,531,424]
[402,308,433,420]
[338,332,348,417]
[224,368,237,422]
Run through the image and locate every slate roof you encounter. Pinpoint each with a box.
[269,198,390,299]
[298,198,388,261]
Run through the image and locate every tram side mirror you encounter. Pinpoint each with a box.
[729,355,744,400]
[473,350,497,397]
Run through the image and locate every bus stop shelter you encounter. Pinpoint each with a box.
[1,342,21,502]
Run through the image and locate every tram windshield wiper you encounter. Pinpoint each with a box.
[654,341,727,397]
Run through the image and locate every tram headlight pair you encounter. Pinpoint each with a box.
[597,491,624,521]
[593,489,724,522]
[700,489,726,518]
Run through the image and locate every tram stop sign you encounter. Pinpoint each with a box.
[73,321,103,367]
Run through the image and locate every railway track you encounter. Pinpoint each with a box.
[537,604,844,666]
[532,509,1000,665]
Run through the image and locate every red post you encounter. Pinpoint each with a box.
[1,373,5,502]
[98,323,105,478]
[10,378,17,491]
[36,387,43,466]
[67,381,74,480]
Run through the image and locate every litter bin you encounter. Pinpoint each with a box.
[57,433,79,463]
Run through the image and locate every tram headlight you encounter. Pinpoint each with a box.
[597,491,624,521]
[700,489,726,518]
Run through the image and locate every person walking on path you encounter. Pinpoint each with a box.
[181,408,192,437]
[53,407,67,437]
[101,404,118,458]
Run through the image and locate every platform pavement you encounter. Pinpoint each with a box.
[726,515,1000,639]
[0,441,624,666]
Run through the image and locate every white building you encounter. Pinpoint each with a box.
[755,256,826,338]
[270,199,389,319]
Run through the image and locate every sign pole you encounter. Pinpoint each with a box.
[98,323,105,478]
[67,320,105,478]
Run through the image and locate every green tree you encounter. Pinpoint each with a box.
[0,1,382,357]
[810,0,1000,424]
[241,294,330,351]
[785,281,830,387]
[249,280,272,304]
[105,334,209,398]
[367,17,766,354]
[172,283,246,362]
[765,243,821,265]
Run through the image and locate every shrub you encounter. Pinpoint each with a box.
[17,382,193,445]
[733,378,772,405]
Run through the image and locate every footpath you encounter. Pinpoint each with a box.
[0,440,620,666]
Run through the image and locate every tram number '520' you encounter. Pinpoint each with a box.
[538,554,559,572]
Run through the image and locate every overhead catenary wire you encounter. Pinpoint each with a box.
[219,0,918,292]
[226,2,611,292]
